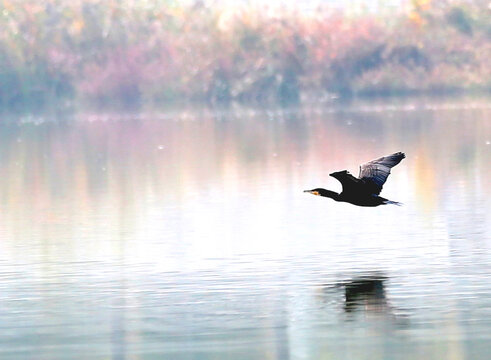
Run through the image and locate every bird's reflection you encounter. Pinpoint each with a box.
[342,273,388,313]
[320,272,402,319]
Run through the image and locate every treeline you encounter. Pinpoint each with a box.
[0,0,490,110]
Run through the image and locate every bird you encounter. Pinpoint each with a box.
[304,152,405,207]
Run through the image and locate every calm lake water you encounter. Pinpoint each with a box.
[0,97,490,359]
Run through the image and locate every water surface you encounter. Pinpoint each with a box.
[0,97,490,359]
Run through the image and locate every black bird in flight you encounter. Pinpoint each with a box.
[304,152,405,207]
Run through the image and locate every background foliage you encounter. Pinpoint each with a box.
[0,0,490,109]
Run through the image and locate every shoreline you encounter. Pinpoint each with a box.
[2,91,491,123]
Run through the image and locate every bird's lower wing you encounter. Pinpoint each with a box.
[331,171,365,194]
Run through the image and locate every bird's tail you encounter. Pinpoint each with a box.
[385,200,402,206]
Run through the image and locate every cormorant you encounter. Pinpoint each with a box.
[304,152,405,207]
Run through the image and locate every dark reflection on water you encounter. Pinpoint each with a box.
[340,273,389,313]
[0,97,490,359]
[320,272,409,327]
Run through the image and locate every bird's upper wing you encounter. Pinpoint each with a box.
[358,152,405,195]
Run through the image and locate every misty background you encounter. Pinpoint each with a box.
[1,0,489,111]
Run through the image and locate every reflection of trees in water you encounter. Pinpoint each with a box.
[0,103,489,241]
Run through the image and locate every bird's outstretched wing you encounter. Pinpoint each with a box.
[358,152,405,195]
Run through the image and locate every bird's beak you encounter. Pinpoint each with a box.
[304,190,319,196]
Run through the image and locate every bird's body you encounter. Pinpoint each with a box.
[304,152,405,207]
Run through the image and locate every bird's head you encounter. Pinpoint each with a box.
[303,188,340,200]
[304,188,323,196]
